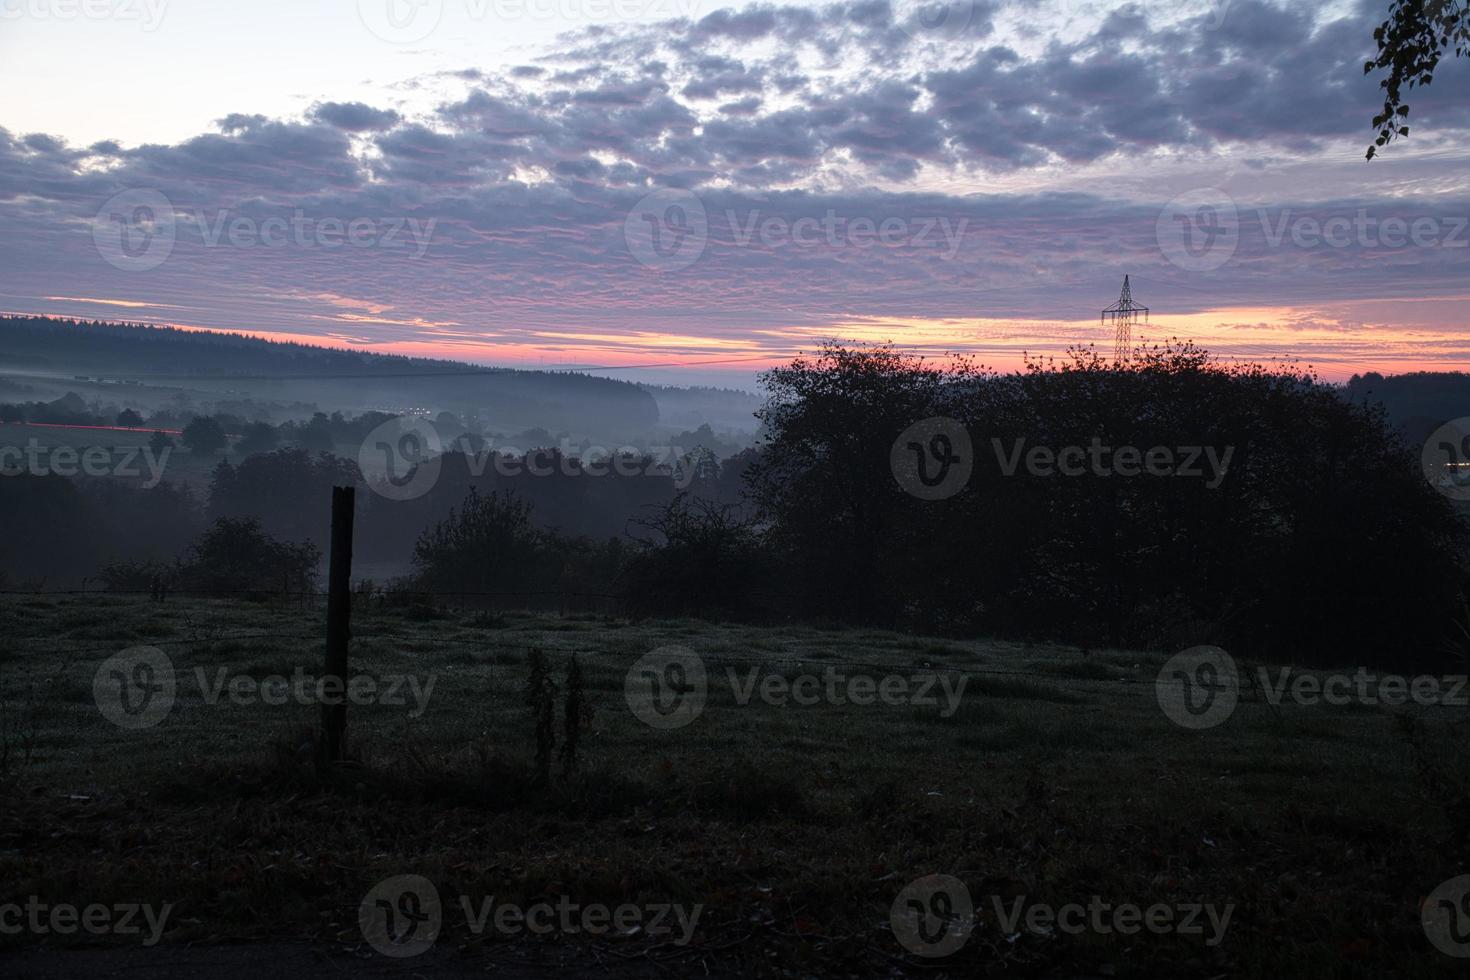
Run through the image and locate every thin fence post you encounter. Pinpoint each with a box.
[322,485,355,763]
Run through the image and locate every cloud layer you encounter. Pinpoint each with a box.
[1,0,1467,378]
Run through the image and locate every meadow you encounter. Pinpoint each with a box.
[0,593,1466,977]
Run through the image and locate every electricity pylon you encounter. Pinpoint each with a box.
[1101,275,1148,366]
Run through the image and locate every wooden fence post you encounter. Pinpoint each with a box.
[322,485,355,763]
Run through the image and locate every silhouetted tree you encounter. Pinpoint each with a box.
[236,421,280,455]
[743,341,1468,668]
[182,416,227,455]
[412,488,545,595]
[209,449,359,550]
[175,517,319,594]
[746,342,988,624]
[618,493,767,619]
[290,413,335,452]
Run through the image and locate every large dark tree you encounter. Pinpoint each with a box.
[746,342,989,625]
[746,341,1468,669]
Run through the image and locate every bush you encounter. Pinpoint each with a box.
[175,517,320,594]
[409,488,626,606]
[616,493,774,621]
[411,488,544,594]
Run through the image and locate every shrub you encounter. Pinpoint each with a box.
[174,517,320,594]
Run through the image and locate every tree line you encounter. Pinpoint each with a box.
[3,342,1465,671]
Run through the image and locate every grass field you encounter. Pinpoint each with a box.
[0,594,1467,977]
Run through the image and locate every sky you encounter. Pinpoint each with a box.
[1,0,1467,388]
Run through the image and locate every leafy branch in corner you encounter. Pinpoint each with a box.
[1364,0,1470,158]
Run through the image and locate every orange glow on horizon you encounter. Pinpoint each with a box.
[12,298,1470,381]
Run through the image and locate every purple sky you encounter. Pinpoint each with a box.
[2,0,1468,387]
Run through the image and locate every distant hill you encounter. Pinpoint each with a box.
[1343,371,1470,444]
[639,382,764,434]
[0,316,660,437]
